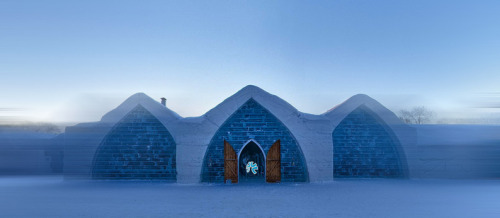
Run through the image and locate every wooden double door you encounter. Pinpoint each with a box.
[224,140,281,183]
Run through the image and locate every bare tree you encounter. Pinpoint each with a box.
[399,106,433,124]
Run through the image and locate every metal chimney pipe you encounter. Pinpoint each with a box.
[160,97,166,106]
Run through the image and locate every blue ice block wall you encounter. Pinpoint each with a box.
[92,105,177,180]
[333,105,406,178]
[201,98,308,183]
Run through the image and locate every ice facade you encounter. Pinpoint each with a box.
[92,105,177,180]
[201,99,308,183]
[333,105,405,178]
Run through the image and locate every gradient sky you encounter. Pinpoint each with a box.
[1,0,500,123]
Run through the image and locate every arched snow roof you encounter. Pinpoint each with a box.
[324,94,404,126]
[203,85,311,127]
[100,92,181,129]
[324,94,416,144]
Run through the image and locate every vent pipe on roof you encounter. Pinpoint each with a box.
[160,97,167,107]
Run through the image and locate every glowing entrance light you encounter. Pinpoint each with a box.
[246,161,258,174]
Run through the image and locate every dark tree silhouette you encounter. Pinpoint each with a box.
[399,106,433,124]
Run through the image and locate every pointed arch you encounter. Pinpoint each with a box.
[333,104,408,178]
[238,140,266,182]
[92,104,177,180]
[201,98,308,183]
[238,139,266,161]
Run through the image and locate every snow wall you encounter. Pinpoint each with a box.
[0,129,62,175]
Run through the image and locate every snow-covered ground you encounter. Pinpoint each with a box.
[0,176,498,218]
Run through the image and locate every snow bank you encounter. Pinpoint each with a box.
[0,176,498,217]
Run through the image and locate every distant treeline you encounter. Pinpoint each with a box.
[0,122,62,134]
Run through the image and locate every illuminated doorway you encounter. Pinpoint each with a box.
[238,140,265,183]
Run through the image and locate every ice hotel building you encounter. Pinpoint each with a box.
[63,85,499,183]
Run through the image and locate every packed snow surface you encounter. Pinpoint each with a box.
[0,176,498,217]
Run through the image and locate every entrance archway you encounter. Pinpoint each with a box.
[201,99,308,183]
[238,140,265,183]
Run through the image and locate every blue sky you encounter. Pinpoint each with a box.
[1,1,500,123]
